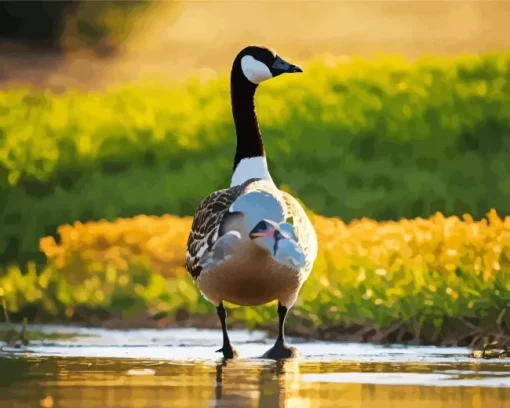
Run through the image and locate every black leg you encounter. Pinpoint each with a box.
[216,302,238,359]
[262,302,299,360]
[276,302,287,342]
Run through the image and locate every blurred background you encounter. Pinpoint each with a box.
[2,0,510,87]
[1,0,510,346]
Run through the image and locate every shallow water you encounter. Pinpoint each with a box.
[1,325,510,407]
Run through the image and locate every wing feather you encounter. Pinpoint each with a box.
[185,178,257,279]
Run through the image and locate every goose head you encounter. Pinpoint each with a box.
[229,46,303,186]
[249,219,306,270]
[233,45,303,85]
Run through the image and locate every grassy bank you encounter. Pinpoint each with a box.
[2,51,510,264]
[1,209,509,347]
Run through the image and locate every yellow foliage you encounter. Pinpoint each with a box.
[3,209,509,335]
[40,209,510,288]
[40,214,193,279]
[310,209,510,285]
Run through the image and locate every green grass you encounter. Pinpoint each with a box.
[1,52,510,266]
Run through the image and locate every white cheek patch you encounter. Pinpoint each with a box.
[241,55,273,84]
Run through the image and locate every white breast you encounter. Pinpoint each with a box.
[230,156,274,187]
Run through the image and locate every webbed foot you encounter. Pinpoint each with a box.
[216,344,239,360]
[262,339,299,360]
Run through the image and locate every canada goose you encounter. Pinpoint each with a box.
[185,45,317,360]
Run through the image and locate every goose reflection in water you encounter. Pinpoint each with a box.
[2,354,510,408]
[213,359,305,408]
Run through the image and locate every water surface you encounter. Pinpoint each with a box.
[1,325,510,407]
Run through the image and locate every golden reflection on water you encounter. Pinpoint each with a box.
[1,357,510,408]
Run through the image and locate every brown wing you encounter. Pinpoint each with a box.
[185,179,257,279]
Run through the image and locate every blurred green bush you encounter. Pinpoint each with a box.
[1,52,510,264]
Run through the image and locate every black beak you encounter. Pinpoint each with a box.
[288,65,303,73]
[270,55,303,76]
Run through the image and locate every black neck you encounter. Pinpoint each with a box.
[231,64,265,172]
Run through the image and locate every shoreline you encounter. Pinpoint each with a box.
[2,309,508,351]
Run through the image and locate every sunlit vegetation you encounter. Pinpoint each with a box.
[1,52,510,266]
[1,51,509,345]
[1,209,509,345]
